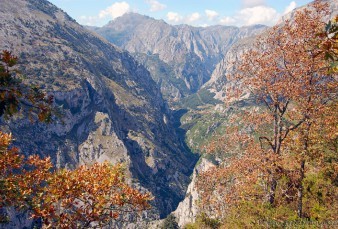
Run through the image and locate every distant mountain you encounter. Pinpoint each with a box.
[89,13,267,104]
[0,0,197,225]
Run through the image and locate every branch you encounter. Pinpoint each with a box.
[277,99,289,116]
[281,119,305,141]
[259,136,274,151]
[261,95,273,112]
[18,98,42,110]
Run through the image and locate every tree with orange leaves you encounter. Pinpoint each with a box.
[0,51,152,228]
[0,132,151,228]
[198,1,337,225]
[318,15,338,72]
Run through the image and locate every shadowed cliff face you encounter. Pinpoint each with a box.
[0,0,197,220]
[89,13,267,104]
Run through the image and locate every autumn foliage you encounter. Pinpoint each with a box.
[317,15,338,71]
[0,132,151,228]
[197,1,338,226]
[0,51,151,228]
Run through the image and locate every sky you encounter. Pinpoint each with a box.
[48,0,314,27]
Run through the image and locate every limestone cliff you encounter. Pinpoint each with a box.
[173,158,215,227]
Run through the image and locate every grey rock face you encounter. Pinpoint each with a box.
[203,35,259,101]
[0,0,197,223]
[0,208,35,229]
[89,14,266,104]
[173,158,215,227]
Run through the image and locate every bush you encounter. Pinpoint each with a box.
[162,214,179,229]
[183,213,220,229]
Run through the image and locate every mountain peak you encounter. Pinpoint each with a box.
[105,12,159,28]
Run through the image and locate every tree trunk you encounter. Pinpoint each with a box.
[269,105,282,205]
[269,178,277,206]
[297,160,305,218]
[298,122,310,218]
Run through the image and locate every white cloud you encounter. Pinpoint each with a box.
[199,24,209,27]
[79,15,100,26]
[163,2,280,27]
[167,12,203,25]
[284,1,297,15]
[98,2,130,20]
[239,6,279,25]
[78,2,131,26]
[187,12,201,23]
[220,16,236,25]
[166,12,201,25]
[205,10,219,20]
[167,12,183,23]
[242,0,266,8]
[220,6,279,26]
[146,0,166,12]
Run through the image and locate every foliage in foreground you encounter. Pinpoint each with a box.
[0,132,151,228]
[0,50,58,122]
[197,1,338,227]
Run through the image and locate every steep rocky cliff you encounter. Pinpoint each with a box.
[0,0,197,223]
[89,14,266,104]
[202,35,257,101]
[173,158,215,227]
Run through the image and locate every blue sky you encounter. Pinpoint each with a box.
[48,0,313,27]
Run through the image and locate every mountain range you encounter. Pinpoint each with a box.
[88,14,266,105]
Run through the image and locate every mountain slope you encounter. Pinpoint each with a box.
[0,0,197,222]
[89,14,266,104]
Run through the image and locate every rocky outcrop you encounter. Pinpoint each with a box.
[203,35,258,101]
[89,14,266,104]
[0,0,197,224]
[173,158,215,227]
